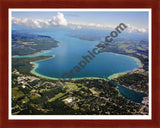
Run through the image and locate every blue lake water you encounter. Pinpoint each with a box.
[115,83,147,103]
[15,29,141,79]
[13,27,148,103]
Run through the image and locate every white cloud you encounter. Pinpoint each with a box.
[12,14,147,33]
[126,24,147,33]
[69,22,113,30]
[68,22,147,33]
[50,12,68,26]
[12,12,68,28]
[77,25,82,29]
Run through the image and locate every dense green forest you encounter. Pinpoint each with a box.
[113,73,148,94]
[12,56,53,75]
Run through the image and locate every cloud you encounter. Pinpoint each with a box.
[126,24,147,33]
[69,24,82,30]
[49,12,68,26]
[77,25,82,29]
[12,13,147,33]
[12,12,68,28]
[68,22,147,33]
[69,22,113,30]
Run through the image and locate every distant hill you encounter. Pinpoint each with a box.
[12,32,59,56]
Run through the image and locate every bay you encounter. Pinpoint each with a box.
[18,28,142,79]
[13,27,147,103]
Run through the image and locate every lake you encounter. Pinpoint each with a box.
[13,27,147,103]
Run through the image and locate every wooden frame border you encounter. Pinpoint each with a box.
[0,0,160,128]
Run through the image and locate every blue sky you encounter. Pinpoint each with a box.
[12,10,149,33]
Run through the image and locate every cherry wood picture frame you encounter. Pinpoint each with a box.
[0,0,160,128]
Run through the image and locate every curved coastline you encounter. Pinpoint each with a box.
[29,52,147,103]
[31,63,106,80]
[107,62,142,80]
[13,48,55,58]
[31,65,59,80]
[30,52,143,81]
[106,52,143,80]
[105,52,143,67]
[107,72,127,80]
[30,55,57,80]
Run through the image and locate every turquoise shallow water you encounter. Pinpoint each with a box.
[13,27,148,103]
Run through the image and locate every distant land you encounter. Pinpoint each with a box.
[12,31,59,56]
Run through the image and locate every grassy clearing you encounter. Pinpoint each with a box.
[64,82,80,91]
[39,88,51,93]
[72,104,79,110]
[137,46,145,50]
[30,93,41,100]
[12,87,25,99]
[89,87,100,96]
[48,93,66,102]
[64,82,87,92]
[77,83,87,90]
[21,96,30,104]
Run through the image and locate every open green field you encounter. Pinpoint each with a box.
[48,93,66,102]
[30,93,41,100]
[12,87,25,99]
[64,82,80,91]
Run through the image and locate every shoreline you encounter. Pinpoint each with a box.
[105,52,143,68]
[29,52,148,103]
[116,81,148,95]
[107,66,143,80]
[13,47,56,58]
[30,52,143,81]
[31,66,107,81]
[30,55,57,80]
[107,72,128,80]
